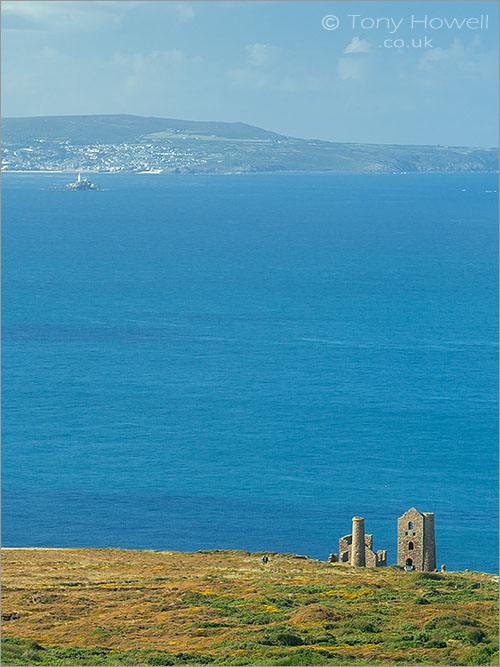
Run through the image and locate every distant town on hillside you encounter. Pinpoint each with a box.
[2,114,498,174]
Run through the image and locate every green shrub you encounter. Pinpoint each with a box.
[426,614,477,629]
[259,632,304,647]
[355,621,377,633]
[21,650,41,663]
[238,611,286,625]
[147,654,175,665]
[173,652,212,664]
[3,638,30,646]
[424,613,480,639]
[464,647,496,666]
[275,648,340,665]
[191,621,234,629]
[414,572,443,582]
[426,639,447,648]
[50,647,110,660]
[275,634,304,647]
[463,628,487,645]
[399,622,417,631]
[313,634,336,644]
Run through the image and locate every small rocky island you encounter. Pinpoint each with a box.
[48,173,102,190]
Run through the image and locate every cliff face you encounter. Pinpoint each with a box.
[2,547,498,666]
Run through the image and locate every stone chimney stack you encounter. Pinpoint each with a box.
[351,516,366,566]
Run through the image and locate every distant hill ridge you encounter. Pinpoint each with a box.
[2,114,498,174]
[2,114,282,144]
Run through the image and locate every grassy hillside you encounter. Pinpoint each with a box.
[1,115,282,144]
[1,548,498,666]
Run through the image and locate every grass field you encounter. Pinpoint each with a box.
[1,548,498,666]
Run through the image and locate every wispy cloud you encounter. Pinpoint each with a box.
[229,44,325,94]
[337,57,366,81]
[173,3,195,22]
[1,0,122,31]
[416,37,496,78]
[229,67,271,90]
[246,43,277,67]
[1,1,194,32]
[107,49,202,97]
[343,37,371,54]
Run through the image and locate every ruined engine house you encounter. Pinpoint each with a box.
[397,507,436,572]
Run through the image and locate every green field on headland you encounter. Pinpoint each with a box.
[2,114,498,174]
[1,548,498,666]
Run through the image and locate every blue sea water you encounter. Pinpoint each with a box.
[2,172,498,572]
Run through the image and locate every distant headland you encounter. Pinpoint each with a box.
[2,114,498,175]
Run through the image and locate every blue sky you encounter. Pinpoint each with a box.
[2,1,498,145]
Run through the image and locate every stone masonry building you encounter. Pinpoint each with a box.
[397,507,436,571]
[337,517,387,567]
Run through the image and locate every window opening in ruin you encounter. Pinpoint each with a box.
[408,541,414,550]
[408,521,413,529]
[406,558,413,566]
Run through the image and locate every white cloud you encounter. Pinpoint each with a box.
[343,37,371,54]
[416,37,495,78]
[229,43,284,87]
[230,45,327,94]
[229,67,271,89]
[111,49,186,73]
[1,1,193,32]
[39,46,59,60]
[417,47,449,71]
[337,57,365,81]
[246,43,277,67]
[2,41,215,119]
[107,49,200,96]
[173,3,194,22]
[278,73,325,94]
[1,0,122,31]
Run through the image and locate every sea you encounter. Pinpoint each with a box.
[2,172,498,573]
